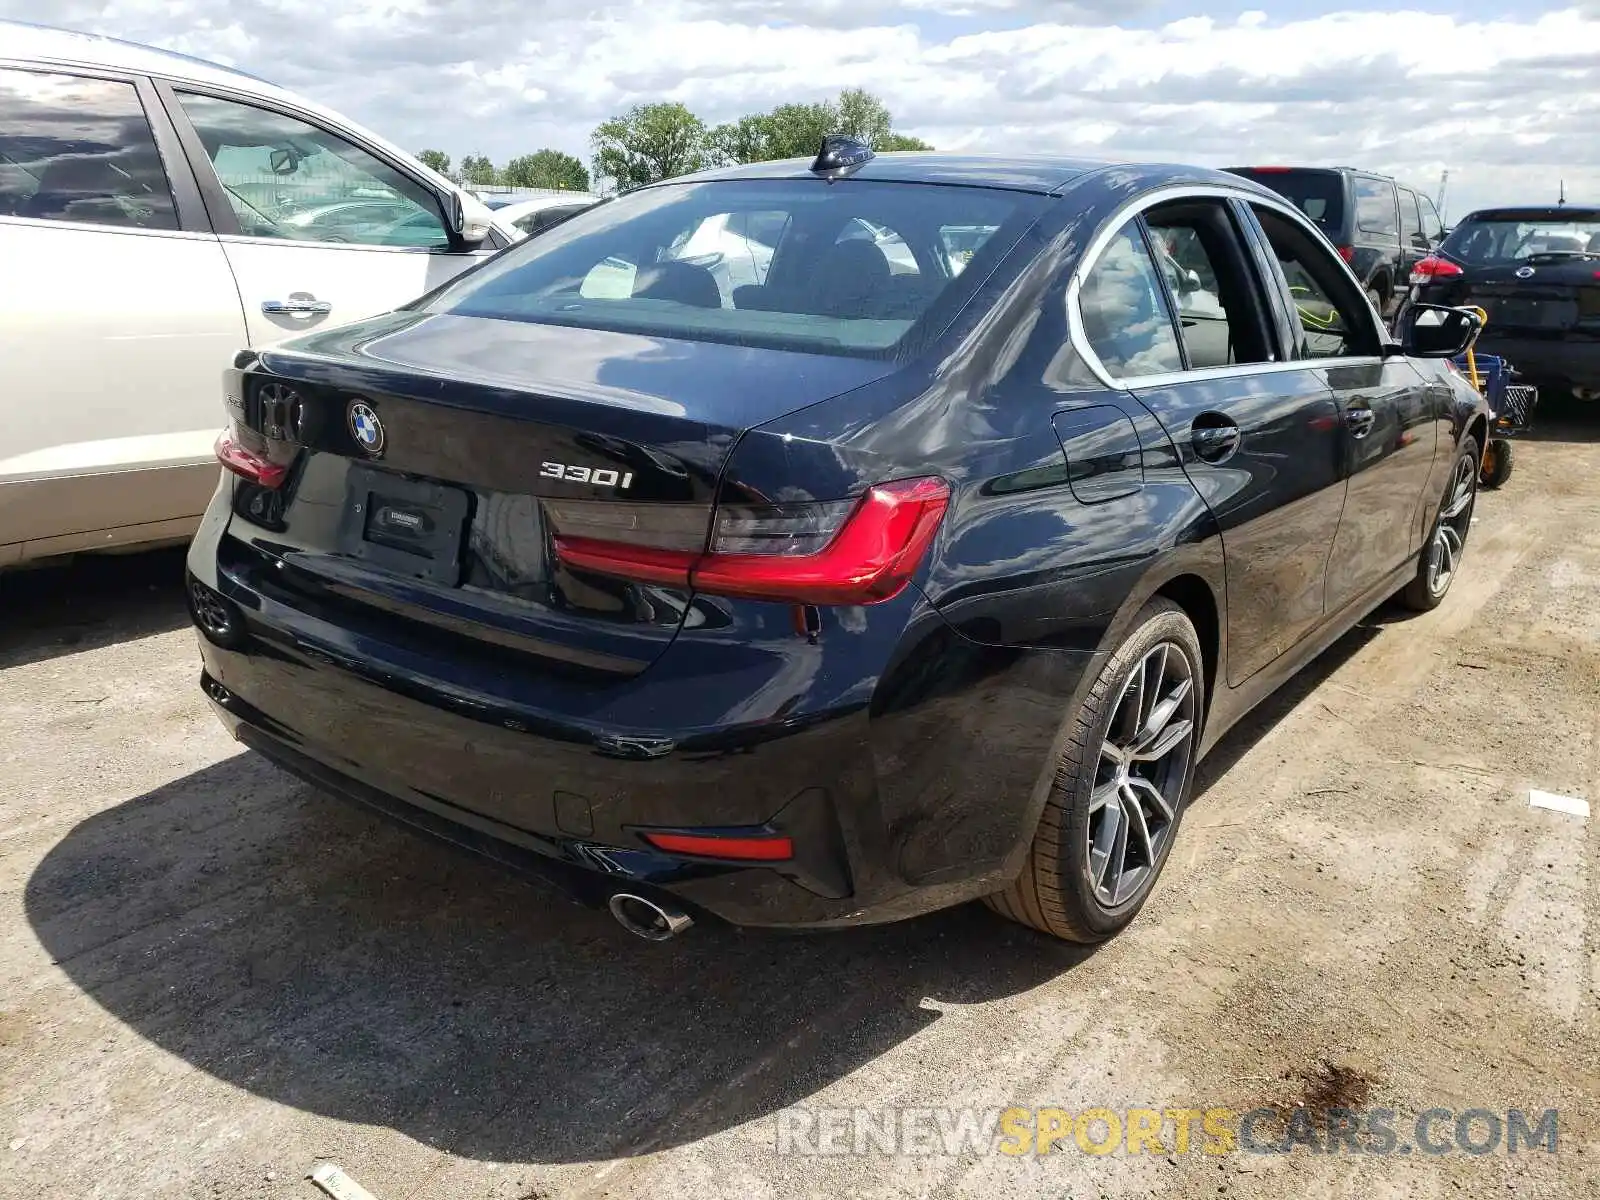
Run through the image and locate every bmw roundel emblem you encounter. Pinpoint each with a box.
[1515,266,1536,279]
[348,401,385,456]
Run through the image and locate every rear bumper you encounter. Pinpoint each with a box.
[1472,333,1600,395]
[187,530,1095,930]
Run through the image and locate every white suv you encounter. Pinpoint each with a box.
[0,21,514,568]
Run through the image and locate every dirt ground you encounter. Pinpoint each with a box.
[2,416,1597,1200]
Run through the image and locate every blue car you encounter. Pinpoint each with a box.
[189,142,1489,943]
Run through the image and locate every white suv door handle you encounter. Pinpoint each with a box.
[262,297,331,316]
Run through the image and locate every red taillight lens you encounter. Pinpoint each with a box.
[1337,245,1356,264]
[552,476,951,606]
[1410,256,1464,286]
[215,429,287,488]
[641,831,795,861]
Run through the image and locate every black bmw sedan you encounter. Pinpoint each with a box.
[188,145,1489,943]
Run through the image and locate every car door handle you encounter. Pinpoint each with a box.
[262,298,332,316]
[1190,418,1240,464]
[1345,407,1376,438]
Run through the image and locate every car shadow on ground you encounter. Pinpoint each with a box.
[22,607,1391,1166]
[0,546,191,669]
[1513,396,1598,444]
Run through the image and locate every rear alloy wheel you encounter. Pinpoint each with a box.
[986,599,1203,942]
[1403,435,1478,611]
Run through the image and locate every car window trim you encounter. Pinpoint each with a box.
[155,78,464,254]
[0,61,208,235]
[1066,183,1387,389]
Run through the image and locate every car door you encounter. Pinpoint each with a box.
[1351,175,1403,314]
[157,86,492,346]
[0,63,244,562]
[1241,201,1440,617]
[1397,187,1432,286]
[1078,199,1348,687]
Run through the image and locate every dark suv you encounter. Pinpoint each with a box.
[1226,166,1444,320]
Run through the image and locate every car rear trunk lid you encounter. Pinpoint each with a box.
[221,311,894,679]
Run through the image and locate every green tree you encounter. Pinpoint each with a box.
[501,148,591,192]
[417,149,451,176]
[705,90,932,168]
[875,132,934,152]
[836,88,894,148]
[591,103,706,191]
[705,114,776,168]
[459,153,498,186]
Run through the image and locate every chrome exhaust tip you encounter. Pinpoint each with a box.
[608,892,693,941]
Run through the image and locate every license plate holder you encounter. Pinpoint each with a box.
[337,465,470,586]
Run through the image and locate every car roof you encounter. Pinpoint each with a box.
[495,194,601,214]
[1458,206,1600,222]
[1,18,288,96]
[0,18,523,239]
[662,154,1248,196]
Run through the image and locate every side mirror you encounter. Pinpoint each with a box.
[1399,303,1482,358]
[442,189,489,250]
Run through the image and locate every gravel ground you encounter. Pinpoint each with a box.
[1,418,1597,1199]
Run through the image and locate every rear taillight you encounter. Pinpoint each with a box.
[552,476,951,606]
[1410,256,1464,286]
[1337,245,1356,264]
[215,428,287,488]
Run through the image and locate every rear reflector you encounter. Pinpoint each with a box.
[1337,245,1356,264]
[1410,256,1464,285]
[553,475,951,606]
[642,831,795,861]
[215,429,287,488]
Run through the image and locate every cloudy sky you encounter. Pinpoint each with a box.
[9,1,1599,217]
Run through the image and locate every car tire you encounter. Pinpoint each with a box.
[1402,435,1479,612]
[986,598,1203,943]
[1479,438,1514,489]
[1367,285,1387,323]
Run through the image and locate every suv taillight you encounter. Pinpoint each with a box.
[552,477,951,606]
[1410,256,1464,286]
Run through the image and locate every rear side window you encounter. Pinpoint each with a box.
[515,202,594,237]
[1399,188,1423,246]
[1419,194,1444,242]
[1230,169,1343,233]
[430,179,1044,358]
[1076,221,1183,378]
[0,67,177,230]
[1354,177,1398,236]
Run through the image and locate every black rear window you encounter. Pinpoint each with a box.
[1442,216,1600,265]
[423,178,1044,359]
[1230,169,1344,232]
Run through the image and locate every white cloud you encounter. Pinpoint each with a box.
[4,2,1596,215]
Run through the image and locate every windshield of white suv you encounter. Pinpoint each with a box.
[1442,216,1600,264]
[423,178,1043,358]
